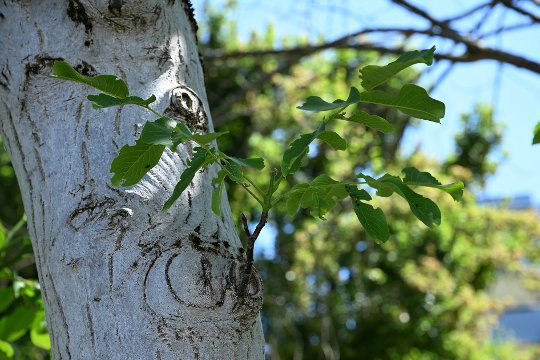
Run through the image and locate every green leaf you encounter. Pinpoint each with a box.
[227,156,265,170]
[0,288,15,313]
[30,310,50,350]
[360,84,445,122]
[139,117,193,149]
[281,123,325,175]
[402,167,464,201]
[51,61,128,98]
[110,140,165,187]
[191,131,229,145]
[346,185,390,243]
[0,306,37,342]
[140,117,178,146]
[0,340,13,358]
[297,87,361,112]
[360,47,436,90]
[533,122,540,145]
[317,131,347,150]
[87,94,156,109]
[286,175,348,219]
[211,170,228,216]
[363,174,441,227]
[342,111,396,133]
[171,122,194,148]
[223,161,244,182]
[163,147,214,211]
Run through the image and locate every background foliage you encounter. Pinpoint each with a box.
[1,2,540,359]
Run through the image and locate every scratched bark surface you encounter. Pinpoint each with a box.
[0,1,264,359]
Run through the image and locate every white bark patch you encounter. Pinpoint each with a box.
[0,1,265,358]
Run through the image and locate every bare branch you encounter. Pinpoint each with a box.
[498,0,540,22]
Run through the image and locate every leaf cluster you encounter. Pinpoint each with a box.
[51,47,463,244]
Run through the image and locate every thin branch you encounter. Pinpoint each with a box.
[238,211,268,296]
[206,39,540,76]
[443,1,495,23]
[498,0,540,22]
[479,21,537,38]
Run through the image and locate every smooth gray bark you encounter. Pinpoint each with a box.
[0,1,264,358]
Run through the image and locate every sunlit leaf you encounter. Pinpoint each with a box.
[140,117,177,146]
[359,173,441,227]
[360,84,445,122]
[342,111,395,133]
[211,170,228,216]
[360,47,435,90]
[402,167,464,201]
[51,61,128,98]
[171,122,194,148]
[297,87,361,112]
[533,122,540,145]
[163,147,214,211]
[191,131,229,145]
[226,156,265,170]
[110,140,165,187]
[87,94,156,109]
[317,131,347,150]
[286,175,347,219]
[30,310,50,350]
[0,340,13,358]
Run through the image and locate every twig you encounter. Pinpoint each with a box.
[238,211,268,296]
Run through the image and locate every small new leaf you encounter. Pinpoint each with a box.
[297,87,361,112]
[317,131,347,150]
[211,170,228,216]
[346,185,389,243]
[360,47,435,90]
[286,175,348,219]
[402,167,464,201]
[163,147,214,211]
[342,111,396,133]
[360,84,445,122]
[110,140,165,187]
[87,94,156,109]
[51,61,129,98]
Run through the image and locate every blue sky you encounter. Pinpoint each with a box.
[192,0,540,205]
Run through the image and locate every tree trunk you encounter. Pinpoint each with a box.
[0,1,264,358]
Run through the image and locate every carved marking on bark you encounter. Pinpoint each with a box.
[85,304,96,354]
[114,107,122,134]
[49,276,72,359]
[75,101,83,127]
[108,256,114,291]
[68,197,115,231]
[80,143,92,183]
[0,64,11,90]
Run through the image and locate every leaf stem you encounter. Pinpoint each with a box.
[143,105,164,119]
[270,180,368,207]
